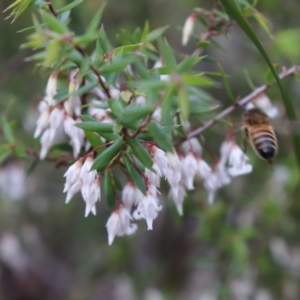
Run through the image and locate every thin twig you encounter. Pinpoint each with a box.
[187,65,300,139]
[46,0,57,17]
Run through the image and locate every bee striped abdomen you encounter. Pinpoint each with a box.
[251,128,277,160]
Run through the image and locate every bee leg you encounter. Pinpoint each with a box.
[242,138,247,153]
[267,159,274,171]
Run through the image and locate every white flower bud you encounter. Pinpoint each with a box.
[45,73,58,106]
[182,13,196,46]
[48,107,64,140]
[33,108,50,138]
[106,206,138,245]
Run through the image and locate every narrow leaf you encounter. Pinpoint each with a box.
[176,56,203,73]
[1,117,15,144]
[86,7,104,34]
[146,26,169,42]
[127,138,153,170]
[181,74,214,87]
[54,81,97,101]
[158,39,176,71]
[178,86,190,120]
[56,0,83,14]
[122,153,146,195]
[75,122,114,133]
[147,122,173,152]
[103,170,115,209]
[217,63,235,102]
[91,138,125,170]
[42,12,68,34]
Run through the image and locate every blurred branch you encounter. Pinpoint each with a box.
[187,65,300,138]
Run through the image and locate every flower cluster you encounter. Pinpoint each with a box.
[63,155,100,217]
[36,66,253,246]
[62,137,252,245]
[33,72,85,159]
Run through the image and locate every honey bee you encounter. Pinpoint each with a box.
[242,108,278,165]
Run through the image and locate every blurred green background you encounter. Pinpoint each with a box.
[1,0,300,299]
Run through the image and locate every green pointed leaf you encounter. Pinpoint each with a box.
[189,98,221,114]
[25,158,39,177]
[1,117,15,144]
[161,83,177,126]
[42,12,68,34]
[147,122,173,152]
[75,122,114,133]
[146,26,169,42]
[127,138,153,170]
[265,64,279,85]
[99,55,136,74]
[176,57,203,73]
[141,21,150,42]
[178,86,190,120]
[99,132,121,141]
[158,39,176,71]
[86,7,104,35]
[217,63,235,102]
[54,81,97,101]
[80,115,98,122]
[56,0,83,14]
[108,99,125,117]
[103,170,115,209]
[118,105,153,129]
[122,153,146,195]
[114,43,143,55]
[91,138,125,171]
[44,39,60,67]
[84,131,103,153]
[181,74,214,87]
[134,60,151,79]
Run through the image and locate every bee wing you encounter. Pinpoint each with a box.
[206,118,243,135]
[272,120,300,135]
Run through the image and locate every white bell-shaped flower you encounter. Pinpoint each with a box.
[106,206,138,245]
[39,129,54,159]
[181,138,202,156]
[48,107,64,140]
[166,152,182,197]
[80,156,97,190]
[44,73,57,106]
[122,182,143,210]
[63,159,82,193]
[81,178,100,217]
[34,109,50,138]
[227,144,253,177]
[63,116,85,157]
[169,184,187,216]
[133,192,162,230]
[197,158,212,180]
[181,152,198,190]
[65,181,81,204]
[145,163,162,187]
[152,146,168,176]
[203,172,219,205]
[219,140,234,166]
